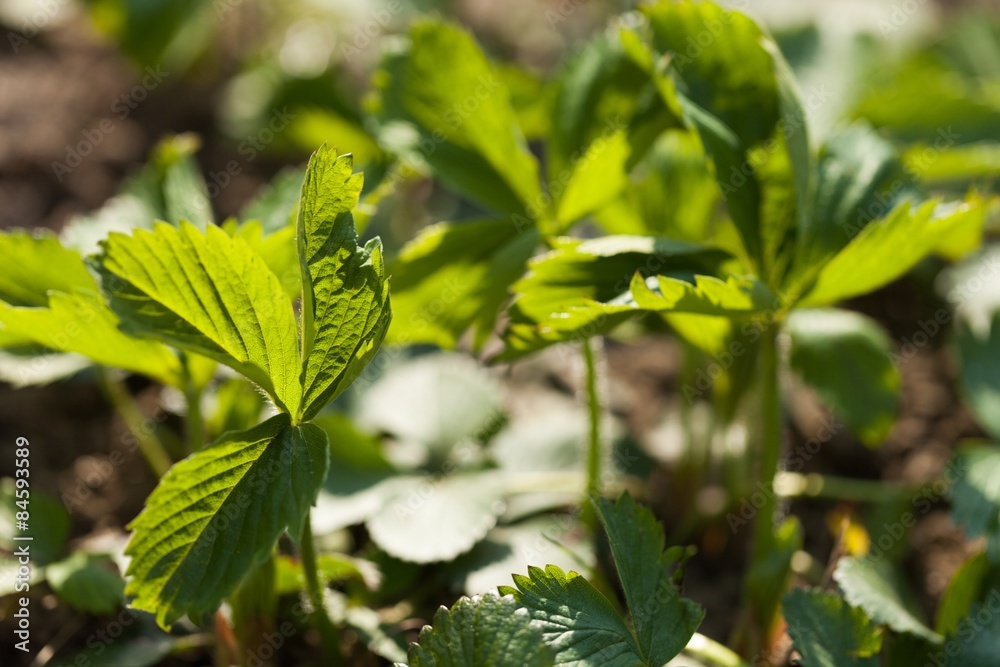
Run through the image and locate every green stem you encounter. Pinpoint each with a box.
[301,517,342,665]
[96,368,172,477]
[774,472,921,503]
[751,325,781,563]
[684,632,751,667]
[582,338,603,527]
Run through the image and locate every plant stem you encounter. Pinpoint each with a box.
[96,367,172,477]
[751,325,781,564]
[684,632,751,667]
[582,337,603,527]
[300,516,342,666]
[774,472,921,503]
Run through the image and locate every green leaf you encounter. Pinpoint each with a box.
[98,222,300,413]
[46,552,124,615]
[387,219,539,349]
[366,471,507,564]
[833,556,942,643]
[296,147,391,421]
[0,477,69,566]
[955,315,1000,441]
[935,551,1000,635]
[50,632,176,667]
[225,220,300,299]
[948,443,1000,563]
[782,588,882,667]
[555,128,631,228]
[0,231,95,307]
[593,493,705,663]
[0,290,183,386]
[787,309,901,446]
[373,20,540,216]
[798,199,986,307]
[643,0,811,277]
[408,593,554,667]
[240,166,306,234]
[273,553,381,594]
[124,414,329,627]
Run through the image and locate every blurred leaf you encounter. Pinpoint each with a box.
[296,148,391,421]
[366,471,506,564]
[125,414,329,628]
[46,552,124,615]
[273,553,381,595]
[799,199,986,307]
[833,556,941,643]
[782,588,882,667]
[50,632,175,667]
[787,309,900,446]
[0,231,95,307]
[240,166,306,235]
[407,593,554,667]
[499,64,553,141]
[387,219,539,349]
[935,551,1000,636]
[948,443,1000,563]
[0,478,69,566]
[99,222,301,413]
[0,290,183,387]
[556,129,632,228]
[954,315,1000,441]
[373,20,540,216]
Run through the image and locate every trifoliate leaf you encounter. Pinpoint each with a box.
[948,443,1000,563]
[0,290,183,386]
[125,414,329,627]
[98,222,300,413]
[783,588,882,667]
[46,552,124,615]
[373,20,540,216]
[833,556,942,643]
[408,593,554,667]
[593,493,704,663]
[787,309,900,446]
[387,219,539,349]
[366,471,506,564]
[296,147,391,422]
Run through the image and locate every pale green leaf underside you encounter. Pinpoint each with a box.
[783,588,882,667]
[408,594,554,667]
[99,222,301,413]
[125,414,329,627]
[0,290,182,386]
[46,552,124,616]
[297,147,391,421]
[799,200,985,307]
[594,494,704,665]
[833,556,942,643]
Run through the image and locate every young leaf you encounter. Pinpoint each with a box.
[296,147,391,421]
[948,443,1000,563]
[46,552,125,615]
[833,556,942,643]
[408,594,554,667]
[373,20,540,216]
[0,231,95,307]
[125,414,329,627]
[98,222,300,413]
[783,588,882,667]
[593,493,705,663]
[798,199,985,307]
[387,219,539,349]
[787,309,901,446]
[0,290,183,387]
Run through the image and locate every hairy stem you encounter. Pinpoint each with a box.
[301,517,342,665]
[96,367,172,477]
[582,337,603,527]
